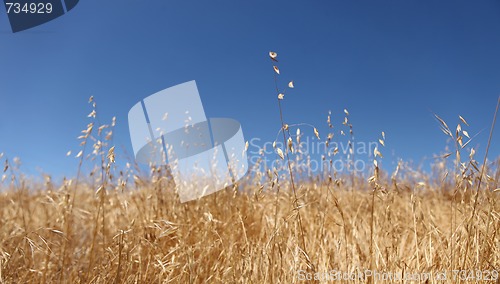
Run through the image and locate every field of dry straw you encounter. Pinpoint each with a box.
[0,52,499,283]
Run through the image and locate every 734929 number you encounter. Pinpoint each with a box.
[5,2,53,14]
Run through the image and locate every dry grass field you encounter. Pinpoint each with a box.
[0,53,499,283]
[0,166,499,283]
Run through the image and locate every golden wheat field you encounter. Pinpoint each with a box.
[1,53,499,284]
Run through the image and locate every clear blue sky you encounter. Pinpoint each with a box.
[0,0,499,178]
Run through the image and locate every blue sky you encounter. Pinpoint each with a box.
[0,0,499,178]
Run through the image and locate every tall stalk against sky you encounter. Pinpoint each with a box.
[269,51,316,272]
